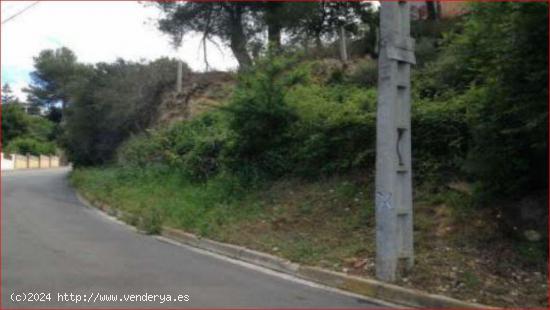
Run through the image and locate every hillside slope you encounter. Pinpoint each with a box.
[155,71,235,126]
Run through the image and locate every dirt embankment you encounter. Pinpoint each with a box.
[155,71,235,126]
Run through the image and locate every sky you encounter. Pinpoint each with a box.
[1,1,238,100]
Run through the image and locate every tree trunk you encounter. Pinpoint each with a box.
[265,3,283,51]
[426,1,439,20]
[315,34,322,50]
[267,22,282,50]
[228,7,252,69]
[339,26,348,63]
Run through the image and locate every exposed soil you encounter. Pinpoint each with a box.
[156,71,235,126]
[212,176,548,308]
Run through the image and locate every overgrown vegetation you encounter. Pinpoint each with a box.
[71,165,547,307]
[71,166,254,237]
[23,49,190,165]
[114,56,380,183]
[70,2,548,250]
[1,103,58,155]
[415,2,548,238]
[24,2,547,307]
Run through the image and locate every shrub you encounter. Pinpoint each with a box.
[346,58,378,87]
[223,55,381,179]
[117,131,164,168]
[6,137,57,155]
[222,56,299,180]
[2,105,30,145]
[1,104,57,148]
[118,112,228,182]
[165,112,228,181]
[137,203,164,235]
[27,115,56,141]
[420,3,548,198]
[286,83,377,177]
[412,2,548,238]
[411,91,471,183]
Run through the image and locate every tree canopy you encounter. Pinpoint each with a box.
[2,83,18,104]
[155,1,377,69]
[25,47,85,110]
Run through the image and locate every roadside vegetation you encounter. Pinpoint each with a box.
[1,86,59,155]
[21,2,547,307]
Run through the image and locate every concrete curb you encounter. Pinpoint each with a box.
[77,191,492,309]
[162,227,300,275]
[295,266,491,308]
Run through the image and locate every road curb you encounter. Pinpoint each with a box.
[162,227,300,275]
[76,191,492,309]
[295,266,491,308]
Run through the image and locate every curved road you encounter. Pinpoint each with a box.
[2,168,388,308]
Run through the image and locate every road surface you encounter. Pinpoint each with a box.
[2,168,389,308]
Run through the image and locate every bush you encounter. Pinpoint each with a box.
[137,202,164,235]
[27,115,56,141]
[286,83,377,177]
[412,2,548,238]
[223,55,381,179]
[118,112,228,182]
[165,112,228,181]
[6,137,57,155]
[115,54,471,183]
[222,56,299,179]
[419,3,548,199]
[1,104,58,149]
[411,91,472,183]
[346,58,378,87]
[2,105,30,145]
[117,131,165,168]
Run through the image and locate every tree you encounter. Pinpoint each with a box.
[25,47,84,111]
[284,1,377,55]
[2,83,17,104]
[60,57,186,166]
[2,104,29,145]
[426,1,441,21]
[46,106,63,123]
[157,2,254,69]
[259,2,286,50]
[155,2,377,67]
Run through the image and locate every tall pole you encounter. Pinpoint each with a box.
[176,60,183,93]
[375,1,416,282]
[339,25,348,63]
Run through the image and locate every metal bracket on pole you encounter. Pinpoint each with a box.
[375,1,415,283]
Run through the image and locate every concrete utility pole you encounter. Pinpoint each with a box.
[375,1,416,282]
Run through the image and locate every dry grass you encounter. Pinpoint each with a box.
[214,177,548,307]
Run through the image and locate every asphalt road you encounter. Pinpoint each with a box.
[2,168,388,308]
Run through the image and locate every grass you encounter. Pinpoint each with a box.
[70,166,262,237]
[70,166,547,308]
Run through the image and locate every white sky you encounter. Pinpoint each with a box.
[1,1,238,100]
